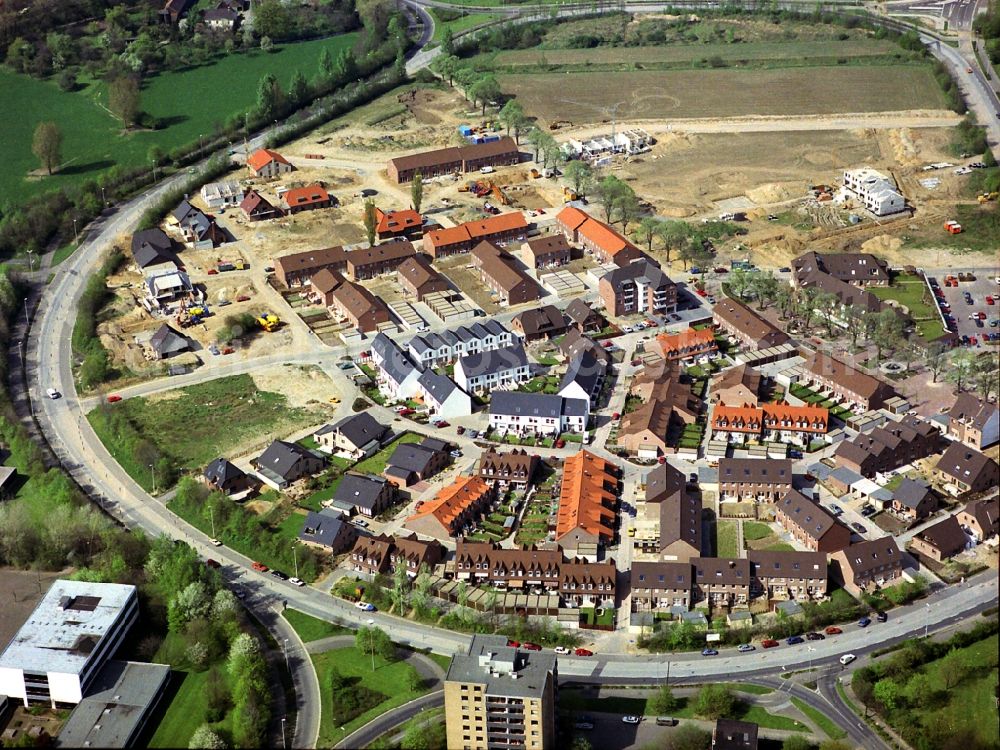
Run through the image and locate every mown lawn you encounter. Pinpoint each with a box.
[1,34,357,204]
[314,647,427,747]
[430,9,496,44]
[284,608,349,643]
[87,373,322,490]
[149,670,215,748]
[791,697,846,740]
[716,520,739,557]
[742,521,773,541]
[353,432,423,475]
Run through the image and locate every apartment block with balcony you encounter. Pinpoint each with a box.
[444,635,556,750]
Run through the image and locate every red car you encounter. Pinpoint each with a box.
[696,288,708,297]
[612,412,621,420]
[506,639,521,648]
[987,296,995,305]
[657,456,667,464]
[236,295,251,302]
[574,648,594,657]
[207,268,219,275]
[222,347,234,355]
[978,311,987,319]
[825,626,843,635]
[398,408,415,416]
[602,340,614,348]
[251,561,268,572]
[456,426,465,435]
[761,639,780,649]
[521,642,542,651]
[107,394,122,403]
[555,439,566,448]
[435,420,450,428]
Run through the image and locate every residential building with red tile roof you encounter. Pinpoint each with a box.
[555,206,643,266]
[404,476,496,541]
[281,184,333,213]
[555,450,619,559]
[711,364,762,407]
[247,148,294,178]
[422,212,529,258]
[375,208,424,240]
[711,403,828,445]
[657,327,718,361]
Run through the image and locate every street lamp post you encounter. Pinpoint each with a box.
[73,217,79,244]
[149,463,157,495]
[292,545,299,580]
[924,602,930,638]
[283,637,289,672]
[281,716,287,750]
[367,618,375,672]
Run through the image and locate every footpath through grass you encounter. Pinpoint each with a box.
[314,646,427,747]
[1,34,357,204]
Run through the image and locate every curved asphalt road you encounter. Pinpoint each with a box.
[20,5,1000,749]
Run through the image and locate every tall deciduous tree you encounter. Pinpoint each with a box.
[108,76,140,128]
[411,172,423,213]
[255,72,284,120]
[363,199,377,246]
[563,159,593,198]
[288,70,309,105]
[499,99,528,143]
[31,121,62,175]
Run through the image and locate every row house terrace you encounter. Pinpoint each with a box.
[478,448,539,491]
[657,327,718,362]
[694,558,751,608]
[710,403,828,446]
[349,533,445,578]
[407,320,513,368]
[718,458,793,502]
[747,550,828,602]
[630,561,693,612]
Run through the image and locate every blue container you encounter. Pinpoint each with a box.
[458,125,473,136]
[483,135,500,143]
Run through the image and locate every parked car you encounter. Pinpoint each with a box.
[806,632,825,641]
[761,639,780,649]
[107,394,122,403]
[450,450,463,458]
[506,640,521,648]
[456,425,465,435]
[46,388,60,399]
[209,538,223,547]
[825,626,843,635]
[840,653,857,666]
[251,561,268,572]
[876,611,888,623]
[554,646,571,655]
[574,721,595,731]
[574,648,594,657]
[737,643,756,652]
[435,420,451,428]
[521,642,542,651]
[355,601,376,611]
[289,577,305,587]
[622,716,642,725]
[851,522,867,534]
[858,617,872,628]
[269,570,289,580]
[701,648,719,656]
[787,635,805,645]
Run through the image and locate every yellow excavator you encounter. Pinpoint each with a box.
[256,313,280,332]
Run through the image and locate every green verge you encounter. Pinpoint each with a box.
[0,34,358,204]
[283,609,349,643]
[791,696,848,739]
[314,647,427,747]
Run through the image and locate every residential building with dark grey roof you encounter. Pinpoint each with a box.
[890,478,936,521]
[383,439,450,488]
[635,462,702,562]
[934,442,1000,495]
[454,342,530,394]
[511,305,567,342]
[148,324,189,359]
[599,258,677,316]
[630,561,693,612]
[792,251,889,287]
[694,558,751,608]
[407,320,514,368]
[333,473,396,517]
[202,458,254,498]
[558,350,605,406]
[371,333,421,400]
[713,719,759,750]
[298,509,359,553]
[489,392,589,437]
[773,489,850,553]
[830,536,902,594]
[314,413,390,459]
[564,298,604,334]
[834,415,941,477]
[417,369,472,418]
[747,550,828,602]
[251,440,325,490]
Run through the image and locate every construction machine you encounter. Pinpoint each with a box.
[256,313,281,332]
[490,183,510,206]
[563,187,579,203]
[978,192,998,203]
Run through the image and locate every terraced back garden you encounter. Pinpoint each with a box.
[869,272,946,343]
[788,382,854,421]
[514,471,560,546]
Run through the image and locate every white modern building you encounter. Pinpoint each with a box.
[372,333,423,400]
[842,168,905,216]
[489,392,589,437]
[561,128,652,159]
[455,343,531,394]
[418,369,473,418]
[407,320,514,369]
[0,581,138,708]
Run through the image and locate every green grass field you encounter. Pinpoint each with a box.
[499,65,947,124]
[353,432,424,475]
[431,9,496,44]
[149,669,231,748]
[716,520,739,557]
[869,273,946,342]
[284,609,349,642]
[87,373,322,490]
[791,697,847,739]
[1,34,357,204]
[493,39,902,67]
[742,521,773,541]
[314,647,427,746]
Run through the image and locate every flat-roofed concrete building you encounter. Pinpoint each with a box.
[444,635,556,750]
[0,581,138,708]
[55,660,170,749]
